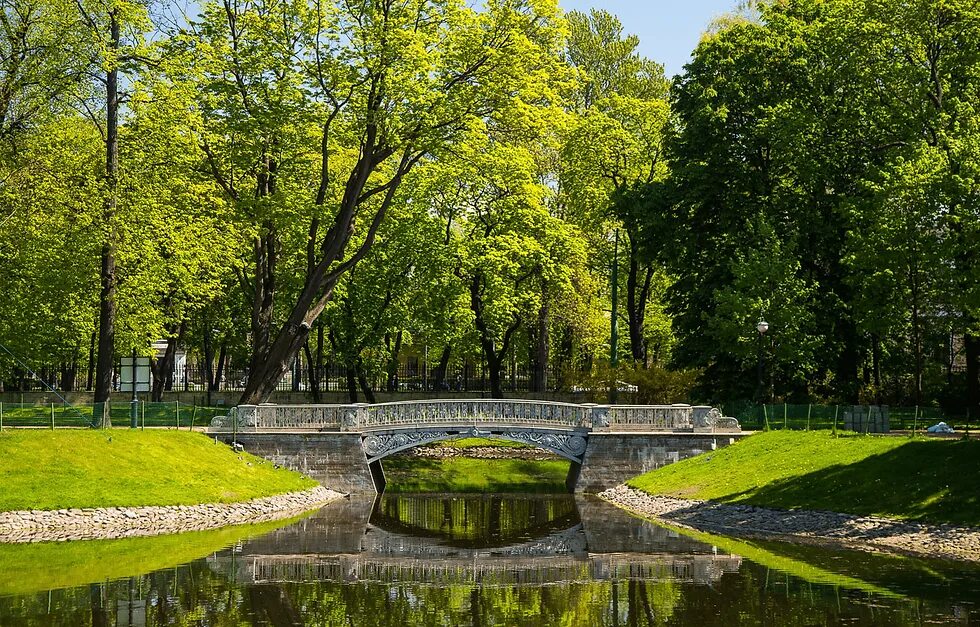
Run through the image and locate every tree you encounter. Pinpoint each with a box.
[179,0,568,404]
[561,9,671,367]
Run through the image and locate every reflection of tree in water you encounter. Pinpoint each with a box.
[371,494,580,547]
[0,556,976,625]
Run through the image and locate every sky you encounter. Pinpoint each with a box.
[557,0,740,77]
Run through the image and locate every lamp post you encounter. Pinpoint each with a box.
[609,229,620,405]
[756,319,770,403]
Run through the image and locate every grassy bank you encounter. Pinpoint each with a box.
[0,515,303,596]
[0,430,317,511]
[383,456,571,493]
[627,431,980,525]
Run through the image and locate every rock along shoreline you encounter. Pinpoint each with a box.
[0,486,343,544]
[599,484,980,563]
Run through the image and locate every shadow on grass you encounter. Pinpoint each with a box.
[718,439,980,525]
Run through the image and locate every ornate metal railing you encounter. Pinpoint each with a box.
[212,400,740,433]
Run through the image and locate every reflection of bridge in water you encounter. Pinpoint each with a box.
[209,495,742,587]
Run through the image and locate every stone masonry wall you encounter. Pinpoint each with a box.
[574,433,746,494]
[224,433,378,494]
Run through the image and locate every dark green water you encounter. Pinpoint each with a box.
[0,494,978,625]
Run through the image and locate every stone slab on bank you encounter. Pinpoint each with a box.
[600,485,980,563]
[0,486,343,544]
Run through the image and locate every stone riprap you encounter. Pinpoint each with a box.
[600,485,980,563]
[0,486,342,544]
[408,445,561,461]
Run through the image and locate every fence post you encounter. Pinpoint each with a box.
[141,401,145,431]
[1,401,3,431]
[913,406,918,437]
[51,402,55,430]
[783,403,788,430]
[832,405,839,437]
[175,401,180,429]
[763,404,770,431]
[806,404,811,431]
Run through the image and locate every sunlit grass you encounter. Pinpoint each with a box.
[0,430,317,511]
[627,431,980,525]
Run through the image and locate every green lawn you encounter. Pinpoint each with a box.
[383,456,572,493]
[627,431,980,525]
[0,430,317,511]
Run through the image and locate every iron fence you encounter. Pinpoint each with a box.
[0,401,225,430]
[722,401,979,433]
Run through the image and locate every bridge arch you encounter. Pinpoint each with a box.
[360,427,589,464]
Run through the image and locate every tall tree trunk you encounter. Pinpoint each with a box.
[344,361,358,403]
[910,256,923,406]
[469,274,520,399]
[356,358,376,403]
[304,322,324,402]
[203,324,215,391]
[431,343,451,392]
[238,148,417,405]
[529,301,549,393]
[60,358,78,392]
[872,334,882,404]
[94,8,119,405]
[246,225,278,397]
[151,321,184,402]
[836,318,861,403]
[385,330,404,392]
[626,232,653,366]
[214,343,227,390]
[87,328,96,391]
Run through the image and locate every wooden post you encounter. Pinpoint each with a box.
[783,403,788,430]
[806,404,812,431]
[51,403,55,430]
[763,404,770,431]
[832,405,839,437]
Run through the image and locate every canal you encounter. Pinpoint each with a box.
[1,493,978,625]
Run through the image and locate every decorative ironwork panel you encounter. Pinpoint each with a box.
[211,401,739,434]
[605,405,694,431]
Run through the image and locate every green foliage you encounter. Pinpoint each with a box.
[628,430,980,525]
[649,0,980,408]
[0,430,317,510]
[565,362,699,405]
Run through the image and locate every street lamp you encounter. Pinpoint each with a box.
[756,320,770,403]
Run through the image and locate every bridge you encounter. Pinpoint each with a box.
[206,495,744,588]
[209,400,743,494]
